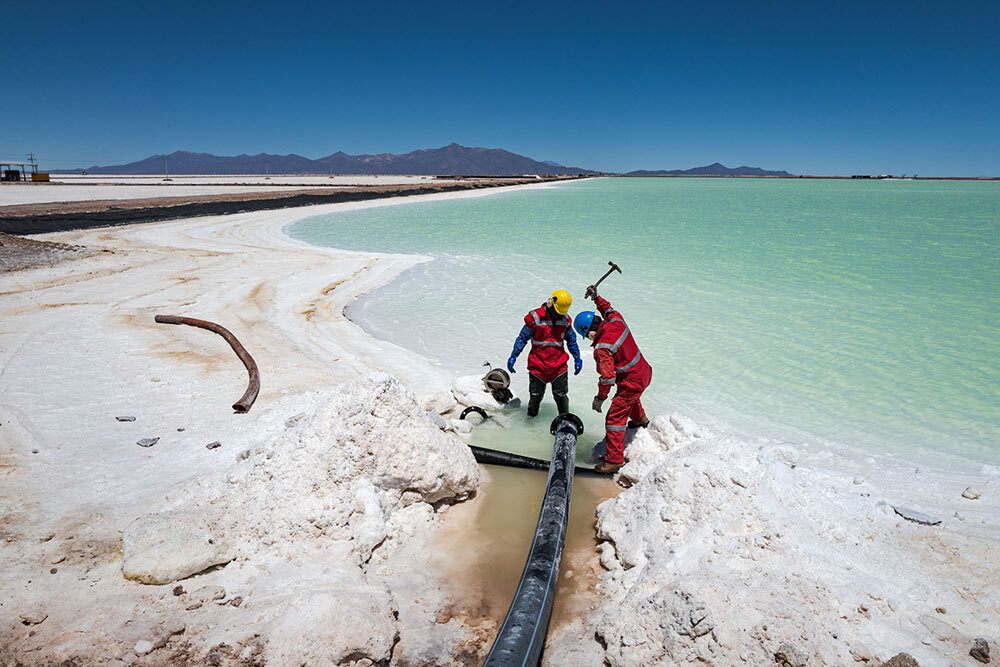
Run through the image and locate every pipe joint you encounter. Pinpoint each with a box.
[550,412,584,436]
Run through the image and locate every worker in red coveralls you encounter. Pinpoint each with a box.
[508,289,583,417]
[573,286,652,473]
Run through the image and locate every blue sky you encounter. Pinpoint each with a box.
[2,1,998,175]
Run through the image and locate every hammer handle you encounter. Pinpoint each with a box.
[593,267,616,290]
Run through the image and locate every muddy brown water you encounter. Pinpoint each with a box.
[430,461,618,652]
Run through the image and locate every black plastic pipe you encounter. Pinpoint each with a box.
[469,444,605,477]
[469,445,547,470]
[483,413,583,667]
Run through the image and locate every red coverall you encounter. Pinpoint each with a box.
[592,295,652,464]
[524,305,571,383]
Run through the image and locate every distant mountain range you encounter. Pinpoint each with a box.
[59,144,597,176]
[627,162,793,177]
[54,146,793,178]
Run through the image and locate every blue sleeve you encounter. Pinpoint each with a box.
[564,326,581,361]
[511,325,533,358]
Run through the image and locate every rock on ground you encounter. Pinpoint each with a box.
[775,642,810,666]
[971,636,991,663]
[877,654,919,667]
[121,509,233,584]
[133,639,155,655]
[18,611,48,626]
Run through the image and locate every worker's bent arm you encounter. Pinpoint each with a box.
[594,295,615,319]
[564,326,582,361]
[594,348,616,399]
[510,324,533,359]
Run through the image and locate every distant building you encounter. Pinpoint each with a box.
[1,155,43,181]
[851,174,872,179]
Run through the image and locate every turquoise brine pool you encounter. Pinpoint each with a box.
[288,178,1000,468]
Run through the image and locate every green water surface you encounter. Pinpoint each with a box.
[288,178,1000,467]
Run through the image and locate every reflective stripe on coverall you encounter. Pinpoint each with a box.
[592,295,652,464]
[524,305,572,384]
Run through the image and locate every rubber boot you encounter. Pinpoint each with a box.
[527,393,543,417]
[554,393,569,415]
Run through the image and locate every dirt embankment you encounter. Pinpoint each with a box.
[0,232,99,272]
[0,177,582,235]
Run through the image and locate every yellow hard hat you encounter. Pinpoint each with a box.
[550,289,572,315]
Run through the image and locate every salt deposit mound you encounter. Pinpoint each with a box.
[563,415,998,666]
[121,373,479,664]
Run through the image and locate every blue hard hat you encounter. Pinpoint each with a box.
[574,311,596,338]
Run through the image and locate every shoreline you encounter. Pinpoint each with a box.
[0,176,584,235]
[2,181,997,664]
[616,175,1000,180]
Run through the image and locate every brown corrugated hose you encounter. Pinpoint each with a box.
[154,315,260,413]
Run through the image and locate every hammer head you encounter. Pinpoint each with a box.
[608,261,622,274]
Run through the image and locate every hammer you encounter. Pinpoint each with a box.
[586,261,622,299]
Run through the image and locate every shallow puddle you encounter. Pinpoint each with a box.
[430,424,619,655]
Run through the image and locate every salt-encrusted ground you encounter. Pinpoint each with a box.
[0,185,541,664]
[544,416,1000,666]
[2,181,997,665]
[6,373,484,664]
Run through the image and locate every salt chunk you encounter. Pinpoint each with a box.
[427,411,448,430]
[19,610,47,625]
[134,640,155,655]
[121,510,233,584]
[893,506,941,526]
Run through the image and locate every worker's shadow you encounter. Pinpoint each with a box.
[588,428,640,463]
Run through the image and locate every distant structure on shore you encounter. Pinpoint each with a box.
[1,153,48,182]
[851,174,919,179]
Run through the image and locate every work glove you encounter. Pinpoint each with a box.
[585,284,597,300]
[592,396,604,413]
[574,357,583,375]
[507,356,517,373]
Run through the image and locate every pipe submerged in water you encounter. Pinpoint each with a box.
[483,413,584,667]
[469,444,605,477]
